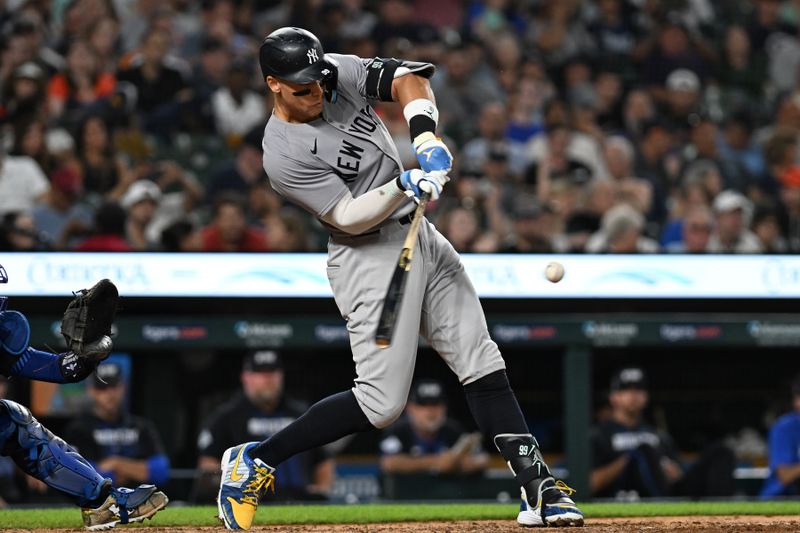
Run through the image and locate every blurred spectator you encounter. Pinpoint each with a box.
[65,362,170,487]
[117,28,189,134]
[0,211,44,251]
[460,102,508,174]
[662,69,702,138]
[206,127,266,201]
[160,219,201,252]
[1,61,48,125]
[212,62,267,143]
[10,117,53,174]
[664,205,714,254]
[195,351,334,501]
[121,179,161,250]
[370,0,437,54]
[0,145,49,217]
[437,206,482,253]
[201,192,268,252]
[47,39,116,120]
[708,190,763,253]
[714,25,765,114]
[499,196,563,253]
[88,17,122,73]
[761,374,800,497]
[526,0,593,71]
[183,37,231,134]
[76,114,133,199]
[380,379,487,476]
[641,16,707,99]
[752,206,788,253]
[591,367,735,498]
[31,165,93,249]
[586,203,659,253]
[75,201,132,251]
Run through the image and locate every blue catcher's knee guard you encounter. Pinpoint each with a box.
[0,310,30,355]
[0,400,109,506]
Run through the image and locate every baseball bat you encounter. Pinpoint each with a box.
[375,191,431,348]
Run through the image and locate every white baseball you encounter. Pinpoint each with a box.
[545,261,564,283]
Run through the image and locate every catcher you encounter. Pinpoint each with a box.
[0,265,168,529]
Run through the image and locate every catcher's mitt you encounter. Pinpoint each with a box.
[61,278,119,360]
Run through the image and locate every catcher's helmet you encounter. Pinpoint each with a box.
[259,27,338,101]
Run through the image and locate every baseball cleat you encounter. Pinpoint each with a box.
[218,442,275,530]
[81,484,169,530]
[518,479,584,528]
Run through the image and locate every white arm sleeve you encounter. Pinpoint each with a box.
[321,180,410,235]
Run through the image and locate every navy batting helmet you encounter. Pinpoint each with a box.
[259,27,338,101]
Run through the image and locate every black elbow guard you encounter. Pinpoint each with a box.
[364,58,436,102]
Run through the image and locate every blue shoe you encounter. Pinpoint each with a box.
[218,442,275,530]
[81,484,169,530]
[518,479,584,527]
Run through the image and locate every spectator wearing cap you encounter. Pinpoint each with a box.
[1,61,48,125]
[212,62,267,144]
[122,180,162,250]
[31,164,93,249]
[205,126,267,203]
[662,69,702,139]
[201,192,268,252]
[761,374,800,497]
[379,379,487,476]
[499,195,564,253]
[195,351,334,501]
[641,15,707,101]
[707,190,763,253]
[64,362,170,487]
[591,367,734,499]
[0,143,49,218]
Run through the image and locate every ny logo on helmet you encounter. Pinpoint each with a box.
[307,48,319,64]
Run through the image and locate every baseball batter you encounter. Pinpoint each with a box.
[218,27,583,530]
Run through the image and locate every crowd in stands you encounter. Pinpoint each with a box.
[2,0,800,253]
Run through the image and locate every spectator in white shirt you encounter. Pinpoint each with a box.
[212,62,267,144]
[0,146,49,217]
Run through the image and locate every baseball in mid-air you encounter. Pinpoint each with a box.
[545,261,565,283]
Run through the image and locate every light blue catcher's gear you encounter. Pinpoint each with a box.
[0,399,109,505]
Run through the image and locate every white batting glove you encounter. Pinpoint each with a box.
[398,169,447,201]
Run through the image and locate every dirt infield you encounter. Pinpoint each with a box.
[5,516,800,532]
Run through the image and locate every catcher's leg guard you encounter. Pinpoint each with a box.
[0,400,109,506]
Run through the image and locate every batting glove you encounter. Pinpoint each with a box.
[398,169,447,201]
[413,132,453,173]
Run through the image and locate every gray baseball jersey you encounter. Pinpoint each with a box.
[263,54,414,238]
[262,54,505,428]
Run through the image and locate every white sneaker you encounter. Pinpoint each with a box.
[518,479,584,527]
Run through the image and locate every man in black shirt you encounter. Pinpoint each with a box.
[65,362,170,488]
[379,379,487,475]
[195,351,333,501]
[591,367,734,498]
